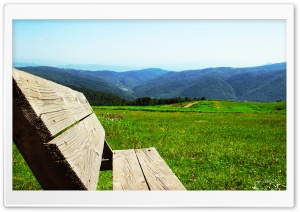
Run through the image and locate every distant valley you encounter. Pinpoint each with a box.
[15,62,286,102]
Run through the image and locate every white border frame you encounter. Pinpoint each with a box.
[3,3,294,207]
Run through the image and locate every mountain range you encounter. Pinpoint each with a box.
[15,62,286,102]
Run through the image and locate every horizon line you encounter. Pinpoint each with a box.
[13,61,287,72]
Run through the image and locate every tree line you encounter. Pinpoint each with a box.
[67,85,206,106]
[130,96,206,106]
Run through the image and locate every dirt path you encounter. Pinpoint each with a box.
[184,102,198,108]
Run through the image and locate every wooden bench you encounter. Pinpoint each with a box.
[12,68,186,190]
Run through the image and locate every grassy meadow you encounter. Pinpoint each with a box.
[13,100,286,190]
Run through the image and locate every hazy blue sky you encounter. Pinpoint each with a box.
[13,20,286,71]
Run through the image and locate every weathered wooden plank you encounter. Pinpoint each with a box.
[13,69,106,190]
[13,96,85,189]
[13,68,93,139]
[135,148,186,190]
[113,149,149,190]
[45,113,105,190]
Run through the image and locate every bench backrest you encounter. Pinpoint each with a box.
[13,68,105,190]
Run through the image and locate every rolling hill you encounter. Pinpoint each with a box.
[132,62,286,102]
[79,68,170,93]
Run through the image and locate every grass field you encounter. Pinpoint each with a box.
[13,100,286,190]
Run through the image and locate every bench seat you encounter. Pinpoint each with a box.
[113,148,186,190]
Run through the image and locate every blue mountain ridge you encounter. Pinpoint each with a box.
[15,62,286,102]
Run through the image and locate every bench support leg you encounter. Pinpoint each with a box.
[100,140,113,171]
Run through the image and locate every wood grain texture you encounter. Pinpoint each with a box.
[13,68,93,139]
[113,149,149,190]
[45,113,105,190]
[135,148,186,190]
[13,96,85,190]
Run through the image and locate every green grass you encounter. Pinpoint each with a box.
[95,109,286,190]
[13,100,286,190]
